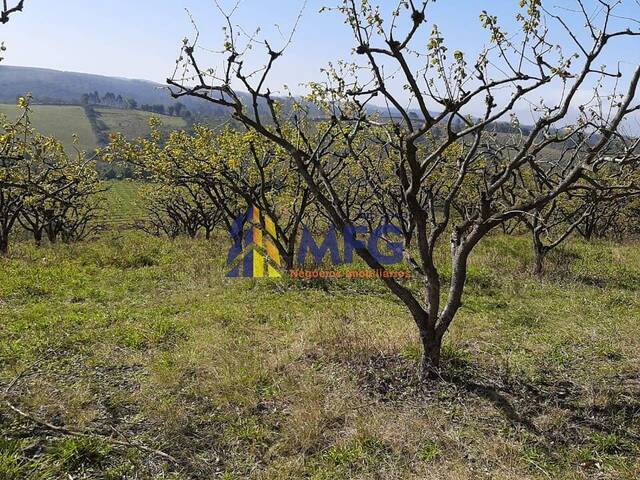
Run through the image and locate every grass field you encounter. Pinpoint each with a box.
[95,108,187,139]
[0,104,188,155]
[0,229,638,479]
[0,104,97,153]
[99,180,148,228]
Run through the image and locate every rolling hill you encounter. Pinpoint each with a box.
[0,65,263,119]
[0,103,188,154]
[0,65,431,126]
[95,107,186,139]
[0,103,97,153]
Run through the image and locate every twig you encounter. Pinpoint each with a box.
[2,366,179,465]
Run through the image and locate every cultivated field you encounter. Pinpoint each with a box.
[0,104,97,153]
[1,225,638,478]
[95,108,187,139]
[0,104,188,155]
[99,180,148,228]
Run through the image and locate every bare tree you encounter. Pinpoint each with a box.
[577,193,640,240]
[1,0,26,62]
[0,0,24,24]
[524,186,640,276]
[525,195,596,277]
[168,0,640,377]
[140,184,223,240]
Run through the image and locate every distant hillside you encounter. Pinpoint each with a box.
[0,103,188,154]
[0,66,343,122]
[0,66,545,136]
[95,107,186,139]
[0,103,97,153]
[0,65,234,119]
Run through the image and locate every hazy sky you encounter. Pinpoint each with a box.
[1,0,517,84]
[2,0,639,123]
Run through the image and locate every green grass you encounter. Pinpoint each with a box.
[0,103,97,153]
[99,180,147,227]
[0,104,188,155]
[95,107,187,138]
[0,233,639,478]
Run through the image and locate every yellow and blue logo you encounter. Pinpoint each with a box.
[226,206,282,278]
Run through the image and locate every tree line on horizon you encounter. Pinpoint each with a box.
[80,91,193,119]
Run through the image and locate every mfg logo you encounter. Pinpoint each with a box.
[226,206,403,278]
[297,223,403,266]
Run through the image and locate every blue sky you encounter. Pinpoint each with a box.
[3,1,635,83]
[2,0,639,124]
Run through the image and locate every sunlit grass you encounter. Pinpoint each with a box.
[1,232,639,478]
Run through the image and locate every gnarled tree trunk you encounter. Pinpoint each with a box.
[532,239,547,277]
[0,233,8,255]
[33,228,43,247]
[420,330,442,379]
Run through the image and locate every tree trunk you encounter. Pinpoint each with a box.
[420,333,442,380]
[584,227,593,242]
[33,229,43,247]
[46,228,57,244]
[284,254,294,270]
[532,240,546,277]
[0,233,8,255]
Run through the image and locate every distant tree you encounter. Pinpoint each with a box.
[126,98,138,110]
[520,164,640,276]
[20,150,104,246]
[105,123,316,266]
[102,92,116,106]
[104,119,242,238]
[167,105,175,116]
[524,195,597,277]
[139,184,222,239]
[577,195,634,241]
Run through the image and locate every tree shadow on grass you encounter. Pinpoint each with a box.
[352,352,640,452]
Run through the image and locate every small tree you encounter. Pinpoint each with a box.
[525,195,596,277]
[21,143,103,245]
[139,184,222,239]
[104,121,230,239]
[1,100,103,252]
[169,0,640,377]
[0,100,41,254]
[105,122,321,266]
